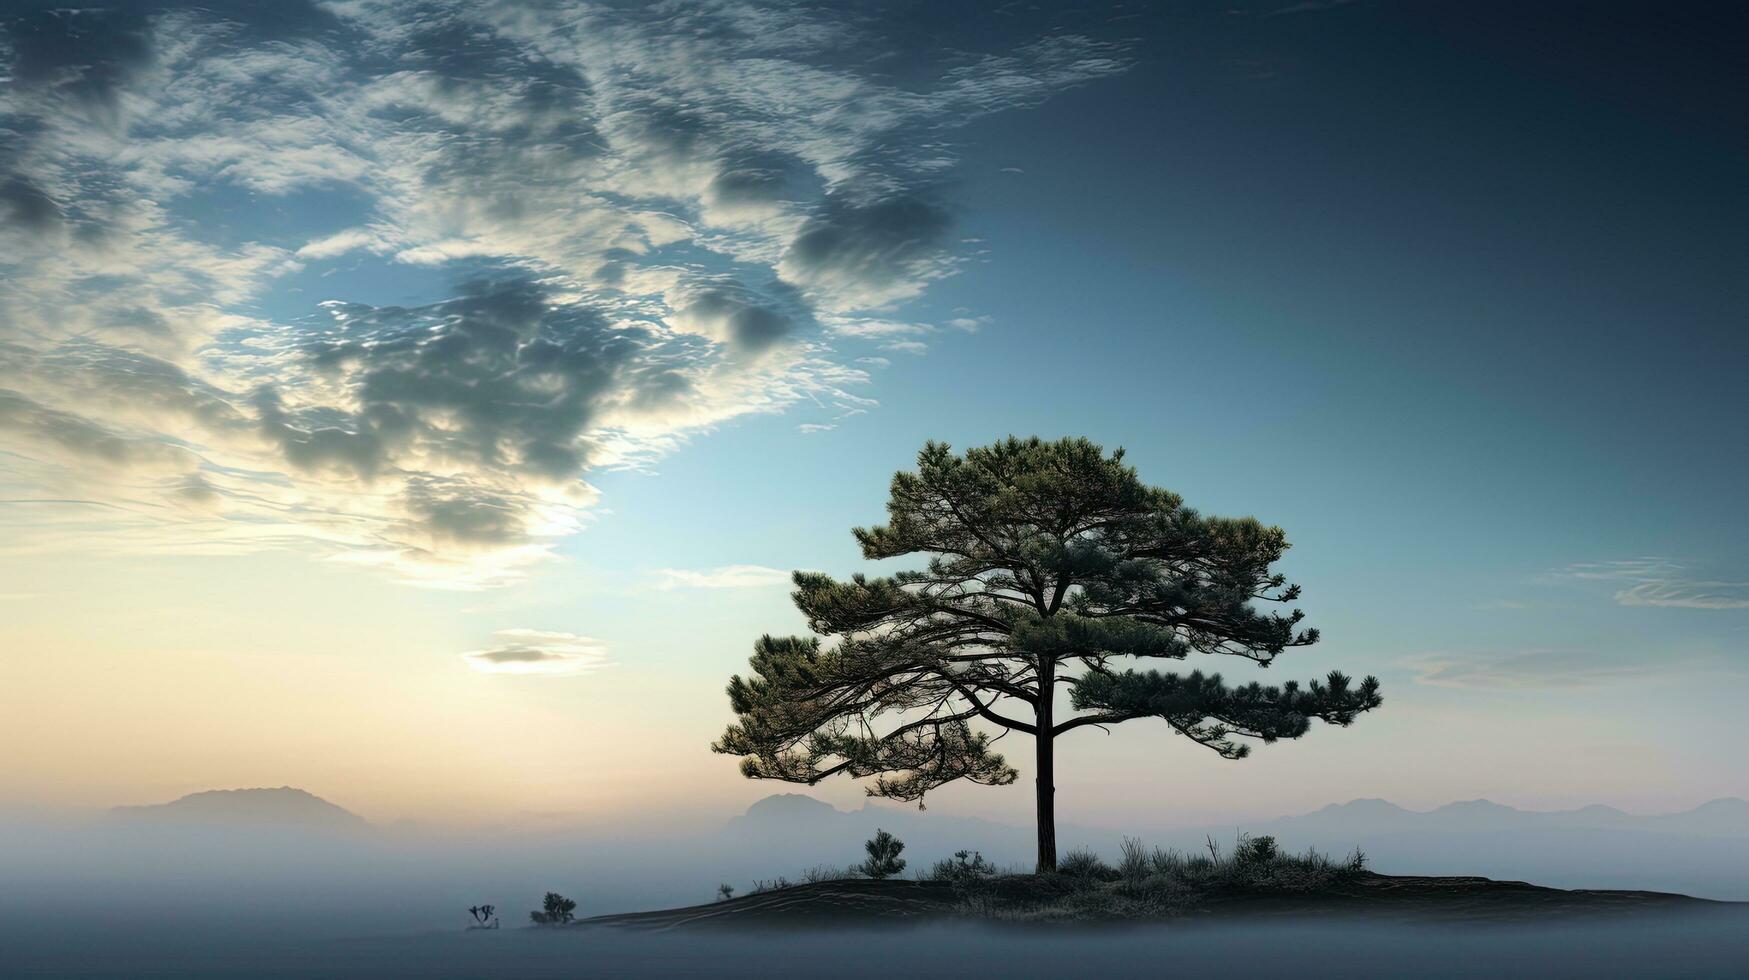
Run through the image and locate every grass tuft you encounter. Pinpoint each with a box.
[948,833,1371,921]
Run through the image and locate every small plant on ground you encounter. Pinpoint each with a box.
[857,829,907,879]
[803,864,856,883]
[749,877,792,894]
[1056,847,1114,880]
[944,835,1372,922]
[1118,837,1152,881]
[1235,833,1279,864]
[927,849,995,884]
[529,891,577,925]
[716,883,734,901]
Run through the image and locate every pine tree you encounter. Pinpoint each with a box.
[530,891,577,925]
[713,437,1382,872]
[858,829,906,879]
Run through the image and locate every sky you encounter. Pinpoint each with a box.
[1,0,1744,831]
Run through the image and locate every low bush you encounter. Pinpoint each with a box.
[926,849,996,884]
[1235,834,1280,864]
[529,891,577,925]
[1055,848,1116,881]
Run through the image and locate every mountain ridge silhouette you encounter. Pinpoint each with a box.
[110,786,370,831]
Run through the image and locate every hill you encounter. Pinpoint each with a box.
[1259,796,1749,839]
[579,873,1729,931]
[110,787,369,831]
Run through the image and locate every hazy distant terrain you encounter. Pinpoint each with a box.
[4,788,1746,928]
[111,787,372,831]
[3,788,1746,977]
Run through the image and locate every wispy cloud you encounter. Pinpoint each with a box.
[0,3,1133,586]
[1550,559,1749,610]
[462,629,609,676]
[1614,581,1749,610]
[653,565,792,590]
[1404,648,1717,689]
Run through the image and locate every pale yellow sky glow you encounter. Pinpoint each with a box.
[2,544,1736,830]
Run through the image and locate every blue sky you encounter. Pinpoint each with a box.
[0,1,1743,824]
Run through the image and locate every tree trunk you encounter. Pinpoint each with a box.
[1034,655,1057,873]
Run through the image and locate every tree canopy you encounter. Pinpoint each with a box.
[713,437,1382,869]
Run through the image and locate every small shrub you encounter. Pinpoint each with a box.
[749,877,792,894]
[1056,848,1113,880]
[716,883,734,902]
[857,828,907,879]
[529,891,576,925]
[1235,834,1279,865]
[928,849,995,884]
[1346,847,1368,872]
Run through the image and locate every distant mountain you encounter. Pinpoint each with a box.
[1249,796,1749,843]
[1649,797,1749,837]
[725,793,847,830]
[721,792,1749,899]
[1187,796,1749,901]
[111,787,370,831]
[729,792,1749,850]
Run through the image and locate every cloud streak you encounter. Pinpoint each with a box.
[1404,648,1718,690]
[462,629,609,676]
[1552,559,1749,611]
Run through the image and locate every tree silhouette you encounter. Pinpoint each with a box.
[714,437,1382,871]
[529,891,576,925]
[857,829,907,879]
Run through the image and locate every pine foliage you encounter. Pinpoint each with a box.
[857,828,907,879]
[713,437,1381,816]
[529,891,576,925]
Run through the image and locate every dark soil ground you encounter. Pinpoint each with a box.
[578,872,1725,931]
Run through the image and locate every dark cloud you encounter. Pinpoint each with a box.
[294,280,650,480]
[472,645,561,664]
[462,629,608,674]
[44,344,245,432]
[0,387,189,470]
[399,475,533,549]
[674,281,804,353]
[0,175,61,230]
[254,386,389,480]
[781,191,953,304]
[2,7,154,111]
[706,149,821,212]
